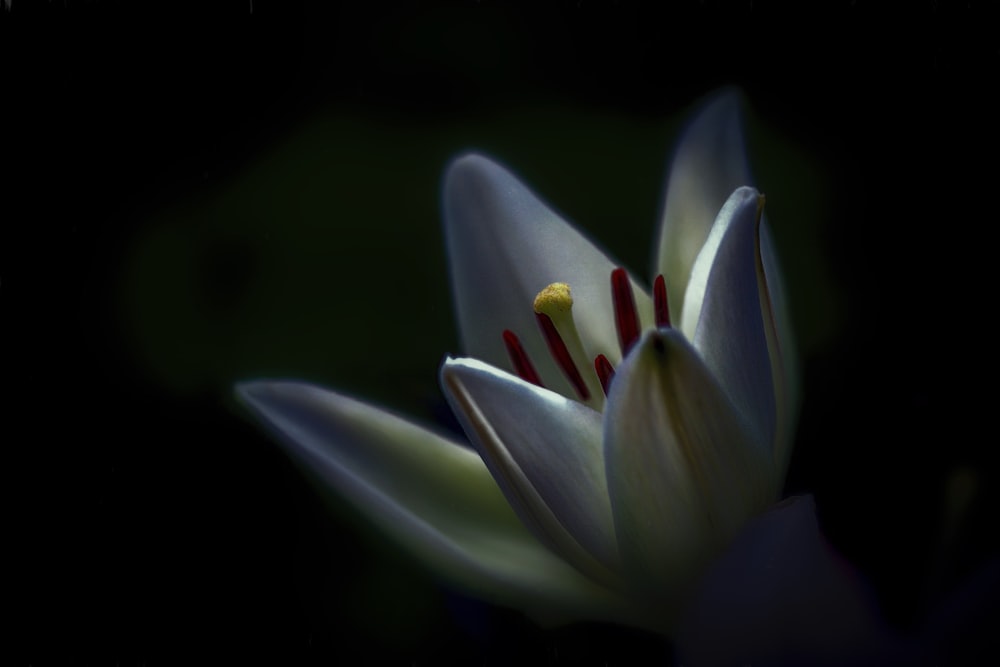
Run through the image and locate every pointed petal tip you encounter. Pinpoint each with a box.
[681,86,748,140]
[440,355,487,376]
[233,378,271,406]
[234,378,299,406]
[700,85,745,114]
[443,151,502,191]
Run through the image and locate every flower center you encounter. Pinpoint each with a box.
[501,267,671,403]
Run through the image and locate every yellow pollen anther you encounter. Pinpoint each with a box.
[533,282,573,316]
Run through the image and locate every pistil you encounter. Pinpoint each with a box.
[533,282,600,403]
[535,314,590,400]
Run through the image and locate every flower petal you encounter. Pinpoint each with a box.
[683,186,777,462]
[443,153,652,399]
[603,328,775,623]
[439,357,620,588]
[235,380,625,620]
[655,87,753,322]
[760,218,800,477]
[675,495,913,667]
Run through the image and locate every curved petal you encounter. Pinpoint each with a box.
[443,153,653,400]
[684,186,777,463]
[760,218,800,479]
[603,329,774,624]
[655,87,753,322]
[675,495,914,667]
[439,357,620,588]
[235,380,625,620]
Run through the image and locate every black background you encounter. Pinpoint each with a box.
[4,2,999,665]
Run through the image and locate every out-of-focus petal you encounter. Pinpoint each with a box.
[675,495,915,667]
[235,380,627,620]
[684,186,776,462]
[443,153,652,399]
[921,557,1000,665]
[603,329,774,624]
[655,87,753,322]
[440,357,620,587]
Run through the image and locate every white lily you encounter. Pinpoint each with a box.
[236,89,799,634]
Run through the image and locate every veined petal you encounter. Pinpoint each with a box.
[675,496,909,667]
[655,88,753,323]
[603,329,774,623]
[439,357,620,588]
[235,380,625,620]
[684,186,777,463]
[443,153,653,399]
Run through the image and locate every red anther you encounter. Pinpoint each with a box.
[502,330,544,387]
[535,313,590,401]
[594,354,615,397]
[611,267,640,356]
[653,274,670,328]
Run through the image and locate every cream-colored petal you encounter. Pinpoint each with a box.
[440,357,620,588]
[655,87,753,322]
[683,187,777,463]
[235,380,625,620]
[603,329,775,624]
[443,153,652,400]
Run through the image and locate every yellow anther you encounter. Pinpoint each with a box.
[533,282,573,317]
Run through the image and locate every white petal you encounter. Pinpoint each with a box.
[439,357,620,587]
[684,186,777,461]
[235,380,626,620]
[442,153,652,399]
[603,329,775,623]
[675,495,911,667]
[655,87,753,322]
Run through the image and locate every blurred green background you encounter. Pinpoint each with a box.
[5,2,997,664]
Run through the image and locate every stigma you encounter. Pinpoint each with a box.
[502,267,670,405]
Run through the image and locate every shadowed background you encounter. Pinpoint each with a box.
[4,2,998,664]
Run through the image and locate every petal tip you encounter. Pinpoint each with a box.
[233,379,268,405]
[234,379,315,414]
[443,152,501,191]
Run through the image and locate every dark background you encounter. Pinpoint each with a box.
[4,2,998,664]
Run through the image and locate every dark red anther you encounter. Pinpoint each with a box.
[653,274,670,328]
[611,267,640,356]
[502,330,544,387]
[594,354,615,397]
[535,313,590,401]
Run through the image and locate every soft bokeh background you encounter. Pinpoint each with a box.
[5,2,998,664]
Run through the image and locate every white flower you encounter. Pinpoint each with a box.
[236,89,800,634]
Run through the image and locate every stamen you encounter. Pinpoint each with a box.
[611,267,640,355]
[536,313,590,400]
[594,354,615,397]
[502,329,543,387]
[653,274,670,327]
[533,281,603,404]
